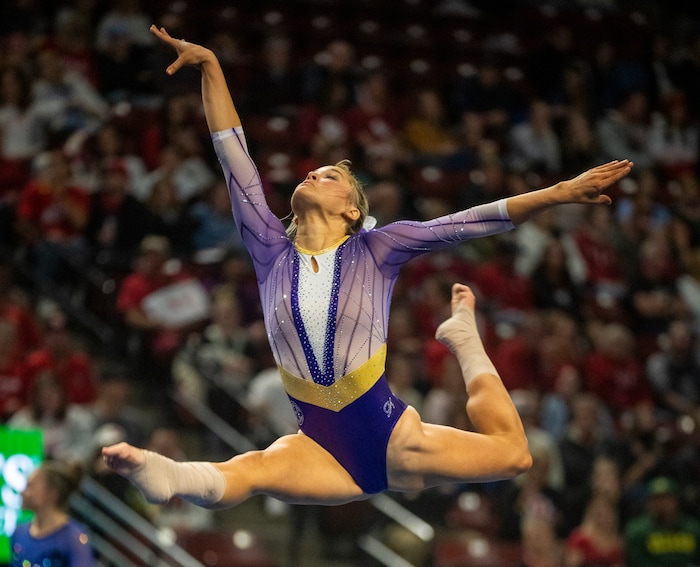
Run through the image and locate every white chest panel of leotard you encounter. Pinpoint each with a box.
[297,249,335,368]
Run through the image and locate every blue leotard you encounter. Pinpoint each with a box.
[213,127,514,493]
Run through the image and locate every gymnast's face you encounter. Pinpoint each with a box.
[291,166,359,222]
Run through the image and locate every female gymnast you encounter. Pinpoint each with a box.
[102,26,633,508]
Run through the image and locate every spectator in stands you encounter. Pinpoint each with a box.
[247,366,298,444]
[615,169,671,281]
[342,69,404,160]
[116,234,203,405]
[140,141,216,205]
[89,363,148,448]
[26,304,97,406]
[626,235,686,354]
[565,491,625,567]
[0,258,41,357]
[10,460,95,566]
[8,370,96,464]
[31,43,109,145]
[0,66,44,194]
[558,393,620,525]
[15,149,90,288]
[519,498,565,567]
[140,93,210,173]
[617,405,670,506]
[559,109,601,177]
[624,476,700,567]
[51,3,99,88]
[76,122,149,195]
[449,57,521,143]
[538,311,586,393]
[490,313,545,392]
[0,320,28,422]
[297,78,352,157]
[172,286,257,431]
[571,204,628,322]
[188,179,246,255]
[243,34,302,118]
[94,0,154,53]
[676,250,700,334]
[497,429,566,542]
[507,99,562,176]
[144,174,196,257]
[473,236,535,321]
[648,91,698,181]
[422,356,468,429]
[596,89,653,170]
[669,172,700,271]
[541,365,583,442]
[456,159,508,211]
[671,32,700,120]
[401,87,463,168]
[530,238,584,321]
[584,322,654,424]
[83,158,161,276]
[95,16,148,104]
[301,39,360,107]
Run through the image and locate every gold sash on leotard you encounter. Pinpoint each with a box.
[277,344,387,412]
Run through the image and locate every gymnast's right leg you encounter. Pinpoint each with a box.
[102,433,366,509]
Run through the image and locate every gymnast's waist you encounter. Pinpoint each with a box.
[277,344,387,412]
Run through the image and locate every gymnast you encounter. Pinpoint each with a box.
[102,26,633,508]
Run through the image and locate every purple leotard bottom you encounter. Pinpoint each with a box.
[288,375,407,494]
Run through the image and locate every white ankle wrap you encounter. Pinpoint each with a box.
[435,306,499,387]
[129,450,226,507]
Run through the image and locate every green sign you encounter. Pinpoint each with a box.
[0,427,43,564]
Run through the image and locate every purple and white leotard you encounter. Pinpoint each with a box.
[213,127,515,493]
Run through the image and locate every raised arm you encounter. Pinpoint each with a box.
[149,25,240,133]
[149,25,288,278]
[505,160,633,225]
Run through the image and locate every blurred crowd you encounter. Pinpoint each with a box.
[1,0,700,564]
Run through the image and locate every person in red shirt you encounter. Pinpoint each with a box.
[473,237,535,317]
[565,491,625,567]
[583,322,653,425]
[26,306,97,406]
[0,320,29,422]
[116,234,202,403]
[0,258,41,357]
[572,205,627,322]
[15,149,90,286]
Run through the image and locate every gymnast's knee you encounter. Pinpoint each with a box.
[504,434,533,477]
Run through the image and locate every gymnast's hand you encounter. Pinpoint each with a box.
[558,159,633,205]
[149,24,215,75]
[102,442,146,476]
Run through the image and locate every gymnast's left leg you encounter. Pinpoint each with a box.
[385,283,532,491]
[102,433,366,509]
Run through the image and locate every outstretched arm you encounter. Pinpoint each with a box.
[149,24,289,272]
[505,160,634,225]
[149,25,240,133]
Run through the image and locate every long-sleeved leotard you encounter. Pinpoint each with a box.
[213,127,515,493]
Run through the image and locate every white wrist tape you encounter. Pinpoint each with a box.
[129,450,226,507]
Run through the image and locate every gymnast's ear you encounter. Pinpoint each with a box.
[343,207,360,224]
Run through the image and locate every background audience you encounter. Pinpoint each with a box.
[1,1,699,564]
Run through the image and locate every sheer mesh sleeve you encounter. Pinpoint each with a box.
[212,127,289,281]
[363,199,514,276]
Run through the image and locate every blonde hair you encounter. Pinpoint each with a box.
[286,160,369,240]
